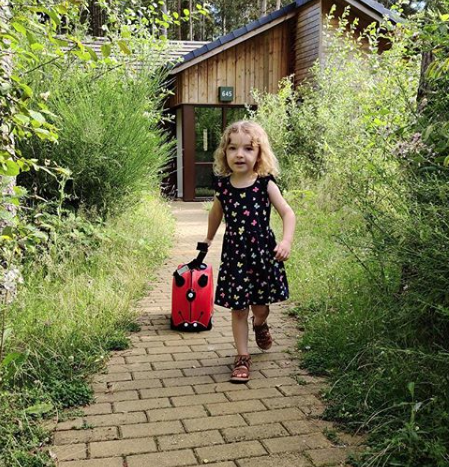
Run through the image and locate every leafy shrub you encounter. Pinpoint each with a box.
[0,194,174,466]
[256,8,449,467]
[19,63,173,217]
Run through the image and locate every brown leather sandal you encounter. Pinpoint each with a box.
[230,355,251,384]
[252,317,273,350]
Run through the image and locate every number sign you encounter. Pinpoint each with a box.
[218,86,234,102]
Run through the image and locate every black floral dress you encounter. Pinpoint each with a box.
[214,175,289,310]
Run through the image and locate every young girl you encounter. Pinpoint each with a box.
[204,120,295,383]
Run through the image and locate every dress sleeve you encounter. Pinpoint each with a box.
[261,174,276,189]
[213,176,223,202]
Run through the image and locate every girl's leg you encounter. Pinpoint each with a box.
[251,304,270,325]
[231,308,250,355]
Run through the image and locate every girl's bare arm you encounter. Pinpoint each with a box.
[204,197,224,245]
[267,180,296,261]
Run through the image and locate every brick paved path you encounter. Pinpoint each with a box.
[51,202,358,467]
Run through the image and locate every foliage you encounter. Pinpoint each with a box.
[19,61,173,216]
[256,7,449,466]
[0,193,174,466]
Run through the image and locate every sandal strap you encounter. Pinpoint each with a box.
[252,318,273,349]
[234,354,251,368]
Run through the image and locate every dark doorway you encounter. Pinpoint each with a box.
[192,106,248,200]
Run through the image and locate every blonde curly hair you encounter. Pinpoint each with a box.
[213,120,279,177]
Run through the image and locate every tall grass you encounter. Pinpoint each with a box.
[0,194,174,466]
[255,11,449,467]
[19,63,172,217]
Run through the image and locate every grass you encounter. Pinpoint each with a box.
[0,193,174,467]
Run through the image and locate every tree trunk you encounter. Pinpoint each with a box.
[276,0,281,9]
[261,0,267,17]
[88,0,105,37]
[189,0,193,40]
[161,2,168,37]
[417,50,435,111]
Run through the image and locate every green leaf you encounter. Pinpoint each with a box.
[12,22,26,35]
[26,30,38,45]
[118,40,131,55]
[25,402,54,416]
[1,160,21,176]
[85,46,98,61]
[42,8,61,26]
[13,113,30,126]
[183,9,190,16]
[28,110,46,125]
[101,43,111,58]
[20,83,33,98]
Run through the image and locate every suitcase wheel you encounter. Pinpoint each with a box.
[206,317,213,331]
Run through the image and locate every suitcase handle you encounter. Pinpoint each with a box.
[173,242,209,285]
[187,242,209,270]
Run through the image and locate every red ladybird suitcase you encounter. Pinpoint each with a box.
[171,242,214,331]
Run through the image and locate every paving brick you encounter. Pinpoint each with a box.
[264,395,322,410]
[259,368,297,378]
[278,384,325,397]
[51,444,87,461]
[196,440,266,463]
[147,405,208,422]
[191,343,234,352]
[247,377,298,389]
[53,427,118,445]
[146,346,193,355]
[173,351,216,360]
[132,369,183,380]
[163,375,214,387]
[263,433,331,454]
[222,423,288,443]
[193,382,249,394]
[157,429,224,451]
[114,397,171,412]
[237,453,312,467]
[127,450,197,467]
[184,414,247,432]
[121,421,185,438]
[171,393,228,407]
[90,438,157,458]
[225,388,282,401]
[305,447,348,466]
[152,359,200,370]
[58,458,123,467]
[126,353,175,363]
[139,386,195,399]
[56,419,86,431]
[104,379,163,391]
[94,391,139,403]
[198,357,234,367]
[244,408,305,425]
[183,365,231,377]
[82,403,112,416]
[107,363,153,373]
[93,372,132,383]
[206,400,266,416]
[283,420,323,436]
[85,412,146,428]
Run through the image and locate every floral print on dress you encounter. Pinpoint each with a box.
[214,175,289,310]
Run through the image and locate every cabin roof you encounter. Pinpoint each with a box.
[171,0,399,75]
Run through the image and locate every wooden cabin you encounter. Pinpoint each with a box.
[166,0,398,201]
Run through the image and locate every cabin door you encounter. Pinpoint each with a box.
[192,106,249,200]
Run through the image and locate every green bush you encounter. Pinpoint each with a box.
[256,8,449,467]
[19,63,172,217]
[0,194,174,466]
